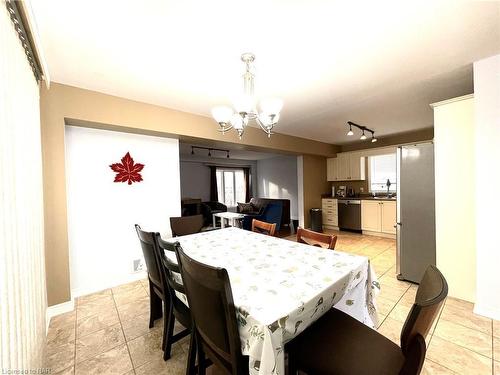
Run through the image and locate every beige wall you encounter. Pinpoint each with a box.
[40,82,338,306]
[432,95,476,302]
[302,155,331,228]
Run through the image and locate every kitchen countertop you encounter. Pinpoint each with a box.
[322,195,396,201]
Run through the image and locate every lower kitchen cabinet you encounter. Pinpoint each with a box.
[361,200,396,236]
[322,198,338,228]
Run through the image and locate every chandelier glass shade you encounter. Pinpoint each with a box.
[211,53,283,139]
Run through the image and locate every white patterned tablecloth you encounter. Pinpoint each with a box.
[168,227,380,375]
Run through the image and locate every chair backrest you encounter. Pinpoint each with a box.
[400,265,448,356]
[252,219,277,236]
[175,244,246,374]
[134,225,163,290]
[170,214,204,237]
[296,227,337,249]
[262,202,283,231]
[156,236,185,295]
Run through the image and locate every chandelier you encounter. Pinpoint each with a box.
[211,53,283,139]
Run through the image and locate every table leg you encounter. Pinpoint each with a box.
[221,218,226,228]
[212,214,216,229]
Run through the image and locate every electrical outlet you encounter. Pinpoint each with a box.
[133,259,144,272]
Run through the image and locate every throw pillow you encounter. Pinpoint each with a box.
[238,202,254,213]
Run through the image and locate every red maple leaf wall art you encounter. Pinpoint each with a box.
[109,152,145,185]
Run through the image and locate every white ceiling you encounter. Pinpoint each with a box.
[31,0,500,144]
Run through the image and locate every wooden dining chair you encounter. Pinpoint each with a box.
[296,227,338,249]
[134,226,167,348]
[251,219,277,236]
[170,214,204,237]
[174,243,249,375]
[287,265,448,375]
[155,236,193,365]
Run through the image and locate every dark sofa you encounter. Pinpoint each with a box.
[237,197,291,228]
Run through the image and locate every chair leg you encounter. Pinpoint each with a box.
[197,338,206,375]
[186,332,197,375]
[162,302,175,361]
[149,280,162,328]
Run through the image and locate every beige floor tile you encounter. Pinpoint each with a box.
[49,310,76,331]
[440,303,492,335]
[494,336,500,362]
[427,336,492,375]
[434,319,492,358]
[75,323,125,363]
[44,341,75,374]
[113,284,148,307]
[77,289,112,306]
[378,283,409,303]
[117,296,150,322]
[495,361,500,375]
[400,285,418,305]
[77,295,116,319]
[387,301,412,323]
[494,320,500,338]
[128,329,167,368]
[377,316,403,345]
[421,359,456,374]
[77,309,120,338]
[122,312,163,342]
[134,354,187,375]
[54,365,74,375]
[75,344,132,375]
[112,280,144,295]
[376,314,387,329]
[47,324,76,348]
[379,273,412,290]
[376,296,397,316]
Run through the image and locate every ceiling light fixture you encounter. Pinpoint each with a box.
[190,146,230,159]
[346,121,378,143]
[212,53,283,139]
[347,124,354,136]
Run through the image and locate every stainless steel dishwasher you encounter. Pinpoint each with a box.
[337,199,362,232]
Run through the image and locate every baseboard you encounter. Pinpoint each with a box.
[46,299,75,335]
[473,303,500,321]
[71,271,147,299]
[362,230,396,239]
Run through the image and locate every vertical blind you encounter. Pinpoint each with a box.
[0,3,47,371]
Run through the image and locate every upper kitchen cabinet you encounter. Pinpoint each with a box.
[349,153,365,180]
[326,153,366,181]
[327,157,338,181]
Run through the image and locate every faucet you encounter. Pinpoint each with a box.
[386,179,392,197]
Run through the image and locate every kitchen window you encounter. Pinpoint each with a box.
[216,168,246,208]
[369,154,397,192]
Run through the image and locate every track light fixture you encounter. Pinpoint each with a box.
[190,146,230,158]
[346,121,377,142]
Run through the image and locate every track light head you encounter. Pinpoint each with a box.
[371,135,377,143]
[360,130,367,140]
[226,151,230,158]
[347,123,354,136]
[208,149,211,157]
[191,147,194,155]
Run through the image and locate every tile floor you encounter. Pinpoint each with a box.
[44,230,500,375]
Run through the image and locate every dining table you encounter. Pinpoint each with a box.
[167,227,380,375]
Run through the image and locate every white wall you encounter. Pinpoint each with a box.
[473,54,500,320]
[65,126,181,297]
[256,155,299,220]
[432,95,476,302]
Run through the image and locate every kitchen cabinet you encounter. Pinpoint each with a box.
[326,158,338,181]
[322,198,338,228]
[381,201,397,234]
[361,200,396,235]
[326,153,365,181]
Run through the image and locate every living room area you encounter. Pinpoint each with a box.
[178,141,299,236]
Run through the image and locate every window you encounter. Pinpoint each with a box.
[369,154,397,192]
[216,168,246,207]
